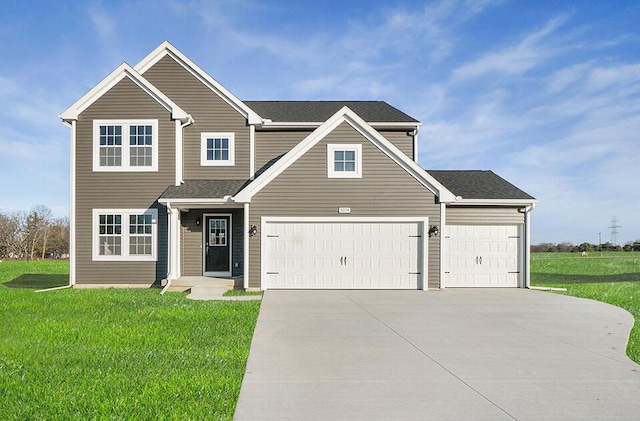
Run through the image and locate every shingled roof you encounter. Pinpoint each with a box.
[160,179,250,199]
[427,170,535,200]
[244,101,419,123]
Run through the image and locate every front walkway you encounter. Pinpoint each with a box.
[234,289,640,420]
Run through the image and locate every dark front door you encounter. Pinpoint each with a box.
[205,215,231,274]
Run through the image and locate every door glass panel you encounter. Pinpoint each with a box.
[209,218,227,246]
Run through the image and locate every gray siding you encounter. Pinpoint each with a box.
[254,128,415,175]
[142,56,251,179]
[446,206,525,225]
[249,122,440,289]
[180,209,244,277]
[76,77,175,285]
[378,130,414,160]
[255,129,312,172]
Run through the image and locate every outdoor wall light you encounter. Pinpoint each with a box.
[249,225,257,237]
[428,225,439,237]
[195,217,201,226]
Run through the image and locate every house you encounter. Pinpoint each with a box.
[60,41,536,291]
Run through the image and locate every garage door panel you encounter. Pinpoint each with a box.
[264,221,423,289]
[445,224,520,288]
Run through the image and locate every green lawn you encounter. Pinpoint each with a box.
[531,252,640,362]
[0,260,260,420]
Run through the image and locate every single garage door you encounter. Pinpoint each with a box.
[263,220,425,289]
[444,225,520,287]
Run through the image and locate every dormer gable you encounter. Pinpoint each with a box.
[134,41,261,125]
[60,62,188,122]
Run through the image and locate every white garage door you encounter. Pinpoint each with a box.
[444,225,520,287]
[263,220,425,289]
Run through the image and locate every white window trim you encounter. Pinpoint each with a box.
[93,119,159,172]
[327,144,362,178]
[92,208,158,261]
[200,132,235,166]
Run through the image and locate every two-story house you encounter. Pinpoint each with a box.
[60,42,536,291]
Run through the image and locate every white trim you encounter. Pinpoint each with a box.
[134,41,261,124]
[259,121,422,130]
[449,199,538,206]
[60,63,188,122]
[92,119,159,172]
[235,107,456,202]
[203,213,233,277]
[68,120,76,285]
[260,216,429,291]
[158,197,237,205]
[200,132,235,166]
[524,205,534,288]
[243,203,250,289]
[327,144,362,178]
[167,205,181,280]
[439,202,446,289]
[92,208,158,261]
[249,125,255,180]
[413,128,419,162]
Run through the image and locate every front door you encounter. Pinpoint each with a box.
[204,215,231,276]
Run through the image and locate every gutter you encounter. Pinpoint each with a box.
[161,202,175,295]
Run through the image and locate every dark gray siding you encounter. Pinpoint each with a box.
[142,56,251,179]
[446,206,525,225]
[180,209,244,277]
[248,122,440,289]
[76,77,174,285]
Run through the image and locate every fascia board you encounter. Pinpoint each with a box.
[235,106,456,202]
[448,199,538,206]
[60,63,188,121]
[134,41,262,125]
[258,121,421,130]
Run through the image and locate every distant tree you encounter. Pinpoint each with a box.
[24,205,52,260]
[556,242,574,252]
[47,217,70,258]
[578,242,595,252]
[0,211,28,258]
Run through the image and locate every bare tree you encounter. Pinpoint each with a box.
[25,205,52,260]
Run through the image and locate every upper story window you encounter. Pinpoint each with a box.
[93,120,158,172]
[92,208,158,261]
[201,132,235,166]
[327,144,362,178]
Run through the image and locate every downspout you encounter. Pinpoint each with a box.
[161,202,173,295]
[523,204,536,288]
[62,119,76,287]
[175,115,194,186]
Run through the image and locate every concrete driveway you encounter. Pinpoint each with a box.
[234,289,640,420]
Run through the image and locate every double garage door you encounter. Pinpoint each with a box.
[444,225,521,287]
[263,219,426,289]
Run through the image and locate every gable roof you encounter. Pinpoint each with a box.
[427,170,536,201]
[234,106,456,203]
[134,41,261,125]
[60,63,189,122]
[244,101,419,126]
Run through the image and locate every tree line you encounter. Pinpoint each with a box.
[0,205,69,260]
[532,241,640,253]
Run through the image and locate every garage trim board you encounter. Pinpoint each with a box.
[261,217,429,290]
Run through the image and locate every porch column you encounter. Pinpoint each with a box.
[167,206,181,280]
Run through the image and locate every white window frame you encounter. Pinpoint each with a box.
[200,132,235,166]
[92,208,158,261]
[93,120,158,172]
[327,144,362,178]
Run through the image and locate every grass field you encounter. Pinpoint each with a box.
[0,260,260,420]
[531,252,640,362]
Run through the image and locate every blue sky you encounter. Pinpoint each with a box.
[0,0,638,245]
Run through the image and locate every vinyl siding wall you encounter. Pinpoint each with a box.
[75,77,174,285]
[248,122,440,289]
[142,56,251,180]
[446,206,525,225]
[254,129,415,175]
[180,209,244,277]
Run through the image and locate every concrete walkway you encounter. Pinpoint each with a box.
[234,289,640,420]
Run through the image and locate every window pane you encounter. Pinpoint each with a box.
[335,151,344,161]
[207,138,213,149]
[335,161,344,172]
[345,161,356,172]
[207,150,214,161]
[345,150,356,161]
